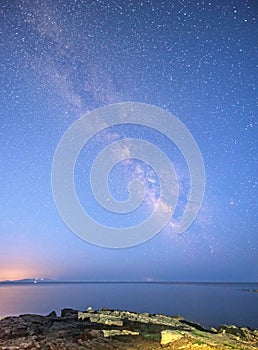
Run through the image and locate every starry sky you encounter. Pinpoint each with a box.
[0,0,257,282]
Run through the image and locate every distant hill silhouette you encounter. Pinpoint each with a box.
[0,278,53,284]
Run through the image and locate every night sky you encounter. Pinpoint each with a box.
[0,0,257,282]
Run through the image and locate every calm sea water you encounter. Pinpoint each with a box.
[0,282,257,329]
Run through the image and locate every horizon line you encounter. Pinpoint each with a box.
[1,279,257,284]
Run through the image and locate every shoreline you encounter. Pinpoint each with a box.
[0,308,257,349]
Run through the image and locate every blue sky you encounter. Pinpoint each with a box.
[0,0,257,281]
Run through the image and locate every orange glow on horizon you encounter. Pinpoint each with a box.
[0,268,38,281]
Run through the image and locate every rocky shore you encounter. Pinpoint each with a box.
[0,308,257,349]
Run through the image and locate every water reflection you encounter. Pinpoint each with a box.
[0,283,257,329]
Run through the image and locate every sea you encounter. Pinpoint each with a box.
[0,282,257,329]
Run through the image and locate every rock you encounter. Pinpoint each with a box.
[47,311,57,318]
[78,312,123,326]
[218,325,258,342]
[88,329,103,338]
[102,329,139,337]
[78,311,87,320]
[90,314,123,326]
[160,330,183,345]
[78,310,189,329]
[1,309,257,350]
[61,309,77,318]
[87,306,93,312]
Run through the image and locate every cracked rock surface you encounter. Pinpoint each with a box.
[0,308,257,349]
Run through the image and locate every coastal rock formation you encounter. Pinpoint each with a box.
[0,308,257,349]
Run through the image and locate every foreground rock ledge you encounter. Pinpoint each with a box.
[0,308,257,350]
